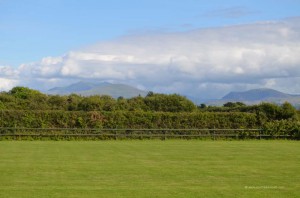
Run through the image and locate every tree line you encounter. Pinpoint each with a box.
[0,87,298,117]
[0,86,299,139]
[0,87,196,112]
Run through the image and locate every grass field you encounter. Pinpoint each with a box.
[0,140,299,198]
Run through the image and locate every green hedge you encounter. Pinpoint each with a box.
[262,120,300,139]
[1,110,299,139]
[0,110,258,129]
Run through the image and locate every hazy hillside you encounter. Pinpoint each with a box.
[48,81,105,94]
[222,88,293,101]
[204,88,300,108]
[48,81,147,98]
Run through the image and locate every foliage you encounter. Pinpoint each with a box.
[262,120,300,139]
[223,102,246,108]
[144,93,196,112]
[9,86,42,99]
[0,87,297,116]
[0,87,299,139]
[280,102,298,120]
[203,102,298,122]
[0,110,258,129]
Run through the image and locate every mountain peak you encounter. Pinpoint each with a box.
[222,88,291,101]
[47,81,147,98]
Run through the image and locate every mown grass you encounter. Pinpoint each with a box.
[0,140,299,198]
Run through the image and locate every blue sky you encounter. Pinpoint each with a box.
[1,0,300,99]
[1,0,300,66]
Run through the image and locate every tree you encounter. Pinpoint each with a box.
[223,102,246,108]
[144,93,196,112]
[127,96,148,111]
[223,102,237,108]
[99,95,116,111]
[67,94,82,111]
[280,102,297,120]
[199,103,207,109]
[78,96,103,111]
[9,87,48,110]
[9,87,42,99]
[48,95,68,110]
[146,91,154,97]
[258,102,281,121]
[236,102,246,107]
[116,96,130,111]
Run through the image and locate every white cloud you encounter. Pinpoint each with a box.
[0,78,18,91]
[0,66,19,91]
[1,17,300,99]
[0,65,18,77]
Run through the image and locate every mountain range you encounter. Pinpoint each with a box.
[47,81,147,98]
[205,88,300,107]
[47,82,300,107]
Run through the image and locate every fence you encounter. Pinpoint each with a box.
[0,127,293,140]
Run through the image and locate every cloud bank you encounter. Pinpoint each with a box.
[1,17,300,99]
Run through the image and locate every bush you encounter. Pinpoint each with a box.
[262,120,300,139]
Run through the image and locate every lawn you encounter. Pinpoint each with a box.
[0,140,299,198]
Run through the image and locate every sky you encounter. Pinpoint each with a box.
[1,0,300,99]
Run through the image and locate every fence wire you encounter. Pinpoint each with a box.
[0,127,292,140]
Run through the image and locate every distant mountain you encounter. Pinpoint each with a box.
[222,88,293,101]
[48,81,105,94]
[48,81,147,98]
[204,88,300,108]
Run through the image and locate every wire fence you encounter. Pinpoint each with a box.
[0,127,292,140]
